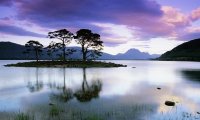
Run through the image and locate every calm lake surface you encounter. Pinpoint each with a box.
[0,60,200,120]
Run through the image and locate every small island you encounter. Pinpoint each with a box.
[4,29,127,68]
[5,61,127,68]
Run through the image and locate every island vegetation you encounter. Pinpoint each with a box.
[5,28,126,68]
[5,61,126,68]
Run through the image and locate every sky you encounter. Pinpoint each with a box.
[0,0,200,55]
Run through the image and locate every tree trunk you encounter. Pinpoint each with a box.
[51,55,54,61]
[83,52,86,61]
[82,45,86,61]
[82,68,88,92]
[35,49,39,62]
[63,40,66,62]
[63,68,66,90]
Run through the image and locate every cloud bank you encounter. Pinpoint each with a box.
[0,0,200,53]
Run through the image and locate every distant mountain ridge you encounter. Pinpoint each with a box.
[100,48,159,60]
[0,42,26,59]
[0,42,159,60]
[159,38,200,61]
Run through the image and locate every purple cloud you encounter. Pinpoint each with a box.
[179,32,200,41]
[0,24,45,37]
[0,0,13,6]
[1,0,199,47]
[10,0,165,45]
[15,0,163,28]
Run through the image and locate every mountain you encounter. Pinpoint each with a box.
[159,38,200,61]
[100,49,160,60]
[0,42,159,60]
[0,42,27,59]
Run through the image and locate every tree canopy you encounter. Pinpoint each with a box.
[48,29,74,61]
[75,29,103,61]
[23,28,104,61]
[25,40,43,62]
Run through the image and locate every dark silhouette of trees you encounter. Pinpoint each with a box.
[47,42,76,60]
[65,49,76,60]
[23,28,103,61]
[48,29,74,61]
[25,40,43,62]
[46,41,58,61]
[75,29,103,61]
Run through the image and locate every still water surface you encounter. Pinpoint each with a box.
[0,60,200,119]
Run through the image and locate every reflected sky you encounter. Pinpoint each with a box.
[0,60,200,119]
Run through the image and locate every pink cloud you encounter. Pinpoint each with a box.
[115,6,192,39]
[190,7,200,21]
[186,27,200,33]
[116,13,170,38]
[161,6,190,28]
[2,0,200,44]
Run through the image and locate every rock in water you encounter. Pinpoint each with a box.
[165,101,175,106]
[157,87,161,90]
[49,103,54,106]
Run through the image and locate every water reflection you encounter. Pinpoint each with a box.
[182,70,200,82]
[74,68,102,102]
[50,68,74,102]
[1,60,200,119]
[27,68,43,92]
[49,68,102,103]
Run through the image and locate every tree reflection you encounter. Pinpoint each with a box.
[50,68,73,102]
[49,68,102,103]
[27,67,43,92]
[74,68,102,102]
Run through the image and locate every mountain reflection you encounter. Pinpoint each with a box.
[49,68,102,103]
[27,67,43,92]
[182,70,200,82]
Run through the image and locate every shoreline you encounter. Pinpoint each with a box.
[4,60,127,68]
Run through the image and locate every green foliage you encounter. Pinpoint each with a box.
[49,105,60,117]
[74,79,102,102]
[85,115,103,120]
[15,113,34,120]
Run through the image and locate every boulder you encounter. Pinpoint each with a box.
[165,101,175,106]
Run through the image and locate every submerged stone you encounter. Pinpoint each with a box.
[49,103,54,106]
[165,101,175,106]
[157,87,161,90]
